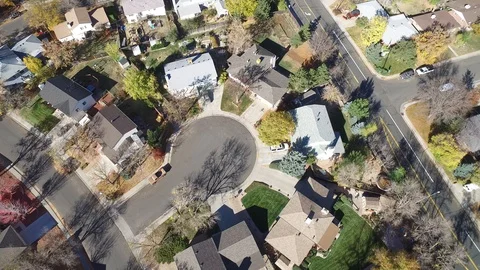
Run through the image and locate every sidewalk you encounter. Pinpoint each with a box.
[401,101,480,232]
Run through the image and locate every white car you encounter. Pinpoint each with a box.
[270,143,289,152]
[439,82,454,92]
[464,183,480,192]
[416,65,434,75]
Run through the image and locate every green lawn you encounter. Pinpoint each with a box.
[221,80,253,115]
[308,196,379,270]
[451,33,480,56]
[346,26,365,52]
[20,96,59,133]
[241,182,289,232]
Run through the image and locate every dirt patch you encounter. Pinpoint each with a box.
[273,12,298,38]
[405,102,431,142]
[393,0,434,15]
[362,158,382,186]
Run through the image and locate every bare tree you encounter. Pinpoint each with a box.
[336,162,363,187]
[381,178,424,226]
[170,200,217,238]
[367,128,396,170]
[0,200,29,225]
[417,62,473,123]
[227,19,253,55]
[0,87,30,115]
[310,29,338,63]
[43,40,77,69]
[321,84,345,104]
[93,161,111,182]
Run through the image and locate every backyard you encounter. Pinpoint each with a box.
[20,96,60,133]
[308,196,379,269]
[241,181,289,232]
[221,80,253,116]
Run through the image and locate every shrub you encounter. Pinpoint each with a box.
[257,111,295,145]
[151,42,167,50]
[429,133,465,172]
[347,98,370,121]
[155,234,189,263]
[365,43,383,65]
[351,121,365,135]
[389,167,407,182]
[360,122,378,137]
[279,150,307,177]
[454,163,477,179]
[472,23,480,35]
[218,70,228,84]
[356,17,369,28]
[455,31,472,46]
[277,0,287,10]
[344,150,367,165]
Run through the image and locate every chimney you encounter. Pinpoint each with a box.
[256,58,262,64]
[320,208,329,215]
[465,4,471,9]
[305,217,313,225]
[67,22,73,28]
[431,14,436,19]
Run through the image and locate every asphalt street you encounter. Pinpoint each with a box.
[288,0,480,268]
[0,117,139,270]
[0,14,30,44]
[121,116,257,235]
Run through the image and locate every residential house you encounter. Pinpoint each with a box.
[11,34,44,59]
[356,0,388,20]
[457,114,480,154]
[121,0,166,23]
[53,7,110,42]
[382,14,418,45]
[0,226,27,267]
[92,105,142,165]
[39,75,96,123]
[227,44,288,108]
[266,178,340,269]
[447,0,480,26]
[410,10,461,31]
[0,46,32,87]
[164,52,217,96]
[289,105,344,160]
[175,221,266,269]
[173,0,227,20]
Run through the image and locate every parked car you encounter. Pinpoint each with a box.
[270,143,289,152]
[464,183,480,192]
[439,82,454,92]
[399,69,415,80]
[149,163,172,185]
[344,9,360,19]
[9,11,21,19]
[416,65,434,75]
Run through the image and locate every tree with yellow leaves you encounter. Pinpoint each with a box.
[370,248,420,270]
[226,0,258,18]
[361,16,387,46]
[26,0,63,30]
[23,56,43,74]
[415,23,449,65]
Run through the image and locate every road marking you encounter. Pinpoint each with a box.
[384,109,434,182]
[380,118,479,270]
[331,30,367,80]
[467,232,480,253]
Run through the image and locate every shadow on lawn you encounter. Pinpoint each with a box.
[245,205,269,233]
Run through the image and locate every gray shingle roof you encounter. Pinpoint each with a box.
[40,75,92,117]
[164,52,217,94]
[11,34,44,59]
[458,114,480,153]
[175,221,265,270]
[94,105,137,149]
[252,69,288,106]
[227,44,276,76]
[121,0,165,16]
[0,45,29,86]
[0,226,27,267]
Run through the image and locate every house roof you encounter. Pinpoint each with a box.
[164,52,217,94]
[0,45,27,85]
[411,10,461,31]
[252,69,288,106]
[40,75,92,117]
[53,22,73,40]
[94,105,137,149]
[0,226,27,267]
[175,221,265,270]
[356,0,388,20]
[177,4,201,19]
[121,0,165,16]
[447,0,480,24]
[266,218,315,265]
[458,114,480,153]
[289,105,344,157]
[215,0,228,15]
[11,34,44,58]
[227,44,277,76]
[363,193,381,210]
[382,14,418,44]
[89,7,109,28]
[65,7,92,29]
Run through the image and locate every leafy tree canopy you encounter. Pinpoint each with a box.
[23,56,43,74]
[123,69,162,106]
[361,16,387,46]
[429,133,465,171]
[279,150,307,177]
[347,98,370,121]
[226,0,258,18]
[371,248,420,270]
[254,0,272,20]
[104,42,120,62]
[289,64,330,92]
[257,111,295,145]
[415,23,449,64]
[26,0,63,30]
[389,39,417,68]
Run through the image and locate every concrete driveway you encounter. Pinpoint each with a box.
[120,116,257,235]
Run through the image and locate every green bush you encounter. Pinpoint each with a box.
[429,133,465,172]
[455,31,472,46]
[454,163,477,179]
[347,98,370,122]
[277,0,287,10]
[155,234,189,263]
[151,42,167,50]
[389,167,406,182]
[429,0,440,4]
[344,150,367,165]
[279,150,307,177]
[218,70,228,84]
[360,122,378,137]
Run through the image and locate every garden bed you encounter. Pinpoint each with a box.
[241,182,289,232]
[220,80,253,115]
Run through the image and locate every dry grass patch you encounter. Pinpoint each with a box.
[405,102,431,142]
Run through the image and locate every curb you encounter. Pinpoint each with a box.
[401,101,480,233]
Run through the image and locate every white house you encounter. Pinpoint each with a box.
[164,52,217,96]
[121,0,166,23]
[382,14,418,45]
[356,0,388,20]
[173,0,228,20]
[53,7,110,42]
[289,105,345,160]
[39,75,96,122]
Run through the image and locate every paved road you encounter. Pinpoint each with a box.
[121,116,257,235]
[288,0,480,268]
[0,14,30,44]
[0,117,139,270]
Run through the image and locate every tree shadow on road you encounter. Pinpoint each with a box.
[350,78,375,100]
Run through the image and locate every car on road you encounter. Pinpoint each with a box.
[343,9,360,19]
[149,163,172,185]
[439,82,454,92]
[399,69,415,80]
[9,11,21,19]
[270,143,289,152]
[416,65,434,75]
